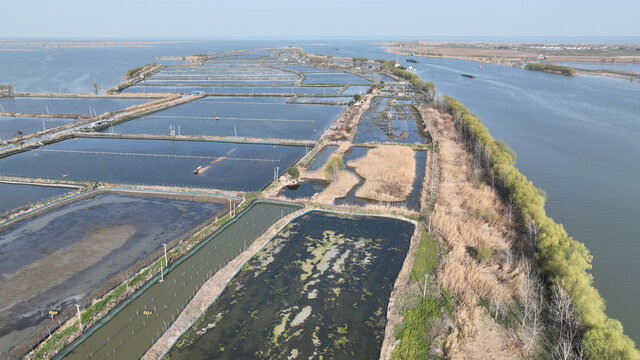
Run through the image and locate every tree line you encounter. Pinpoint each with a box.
[376,59,435,101]
[441,96,639,359]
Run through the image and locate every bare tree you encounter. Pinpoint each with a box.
[524,273,544,354]
[550,286,582,360]
[525,217,540,249]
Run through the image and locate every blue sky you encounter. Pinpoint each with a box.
[3,0,639,39]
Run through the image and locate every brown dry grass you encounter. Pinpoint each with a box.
[314,170,359,204]
[418,105,527,359]
[347,145,416,202]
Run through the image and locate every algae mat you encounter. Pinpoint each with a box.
[168,211,414,360]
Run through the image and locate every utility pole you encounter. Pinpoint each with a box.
[159,262,164,282]
[234,125,237,137]
[75,304,83,331]
[428,215,432,233]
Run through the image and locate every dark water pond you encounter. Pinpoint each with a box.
[354,97,429,144]
[168,211,414,360]
[303,73,371,85]
[61,201,301,360]
[121,85,343,95]
[0,137,306,191]
[0,116,78,141]
[106,96,344,140]
[280,182,328,199]
[306,145,339,171]
[0,191,224,358]
[0,183,73,215]
[0,97,149,116]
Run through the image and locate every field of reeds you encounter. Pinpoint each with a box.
[424,105,528,358]
[348,145,415,202]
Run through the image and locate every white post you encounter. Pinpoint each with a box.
[234,125,237,137]
[423,274,429,297]
[159,262,164,282]
[75,304,83,330]
[428,216,432,233]
[163,244,168,267]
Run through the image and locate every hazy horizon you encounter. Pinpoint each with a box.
[3,0,639,39]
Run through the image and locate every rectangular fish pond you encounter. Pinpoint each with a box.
[334,147,427,211]
[121,85,343,95]
[0,137,307,191]
[302,72,371,85]
[0,116,79,141]
[0,190,227,358]
[167,210,415,360]
[59,201,301,360]
[353,97,430,144]
[0,97,150,116]
[106,96,345,140]
[0,182,74,216]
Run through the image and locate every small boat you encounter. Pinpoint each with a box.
[406,58,418,63]
[193,166,203,174]
[461,74,476,79]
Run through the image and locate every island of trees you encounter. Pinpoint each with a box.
[525,63,577,76]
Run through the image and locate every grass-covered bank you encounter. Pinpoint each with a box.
[443,96,639,359]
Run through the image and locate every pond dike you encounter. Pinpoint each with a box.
[55,200,302,360]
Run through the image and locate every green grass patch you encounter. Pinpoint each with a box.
[33,324,78,357]
[392,296,443,360]
[81,284,127,324]
[410,227,437,283]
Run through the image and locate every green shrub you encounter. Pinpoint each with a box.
[324,155,345,181]
[287,166,300,179]
[476,246,493,262]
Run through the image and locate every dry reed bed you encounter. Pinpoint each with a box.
[347,145,416,202]
[315,170,359,204]
[425,106,526,358]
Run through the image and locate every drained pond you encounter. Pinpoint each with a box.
[0,191,226,358]
[168,211,414,360]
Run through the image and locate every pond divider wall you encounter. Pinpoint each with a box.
[55,200,302,360]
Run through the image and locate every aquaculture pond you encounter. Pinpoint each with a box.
[335,148,426,211]
[353,97,430,144]
[306,145,339,171]
[60,201,301,360]
[0,182,73,215]
[0,97,149,116]
[280,181,328,199]
[0,137,306,191]
[121,85,343,95]
[302,72,371,85]
[340,85,371,96]
[108,96,344,140]
[168,211,414,360]
[0,191,225,358]
[0,116,78,140]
